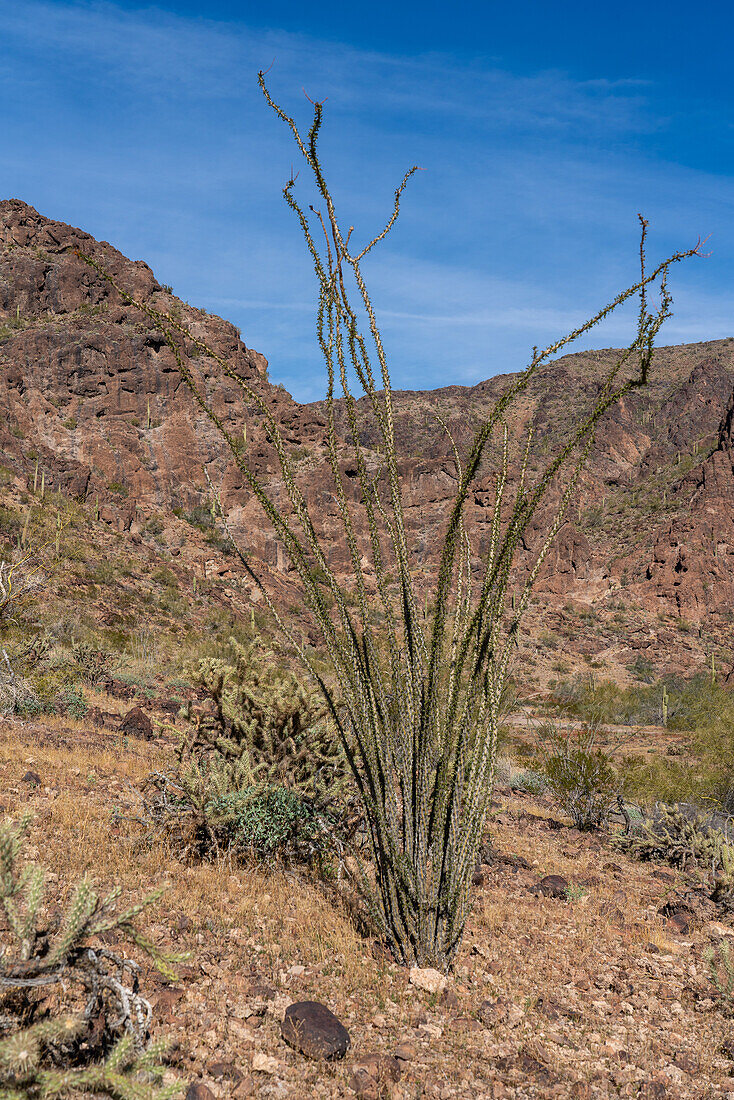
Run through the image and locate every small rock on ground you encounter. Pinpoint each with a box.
[281,1000,350,1060]
[409,966,447,994]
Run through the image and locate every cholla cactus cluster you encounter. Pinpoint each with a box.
[618,804,734,908]
[139,637,356,864]
[705,938,734,1007]
[0,814,182,1099]
[70,640,117,686]
[189,635,348,803]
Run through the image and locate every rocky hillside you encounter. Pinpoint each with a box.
[1,199,732,688]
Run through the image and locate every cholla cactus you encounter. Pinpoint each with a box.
[705,937,734,1006]
[618,804,725,868]
[617,803,734,908]
[70,640,117,686]
[138,637,358,864]
[0,814,183,1099]
[190,635,348,804]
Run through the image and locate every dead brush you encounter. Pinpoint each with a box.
[0,813,185,1100]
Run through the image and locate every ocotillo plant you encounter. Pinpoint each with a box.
[78,77,702,968]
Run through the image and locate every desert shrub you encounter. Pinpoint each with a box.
[551,672,734,731]
[618,753,699,808]
[151,567,178,589]
[0,814,182,1099]
[13,693,43,719]
[70,640,117,685]
[534,721,624,830]
[204,529,233,556]
[183,505,214,531]
[628,654,656,683]
[507,770,548,794]
[55,686,88,719]
[144,515,165,537]
[0,649,89,720]
[549,674,734,811]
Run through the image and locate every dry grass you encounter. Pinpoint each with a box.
[2,713,734,1098]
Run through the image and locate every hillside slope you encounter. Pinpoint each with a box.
[1,199,732,688]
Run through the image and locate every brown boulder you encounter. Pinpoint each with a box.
[281,1000,350,1060]
[120,706,153,740]
[533,874,570,898]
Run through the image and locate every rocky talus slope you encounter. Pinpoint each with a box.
[1,199,732,685]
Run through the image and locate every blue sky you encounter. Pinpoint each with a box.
[2,0,732,400]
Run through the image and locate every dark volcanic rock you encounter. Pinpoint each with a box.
[533,874,570,898]
[119,706,153,740]
[281,1000,350,1060]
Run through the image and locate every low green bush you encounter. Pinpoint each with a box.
[183,505,214,531]
[534,721,624,830]
[550,672,734,732]
[507,770,548,794]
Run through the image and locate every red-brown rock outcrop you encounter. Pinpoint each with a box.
[1,200,732,679]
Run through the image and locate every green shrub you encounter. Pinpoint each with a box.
[208,785,331,860]
[151,567,178,588]
[183,505,214,531]
[144,515,165,537]
[507,770,548,794]
[535,721,624,830]
[550,672,734,731]
[13,692,43,718]
[57,686,88,719]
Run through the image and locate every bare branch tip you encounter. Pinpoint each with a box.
[303,88,328,107]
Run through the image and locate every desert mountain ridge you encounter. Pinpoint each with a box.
[1,197,732,688]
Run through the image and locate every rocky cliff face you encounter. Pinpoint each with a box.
[1,200,732,682]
